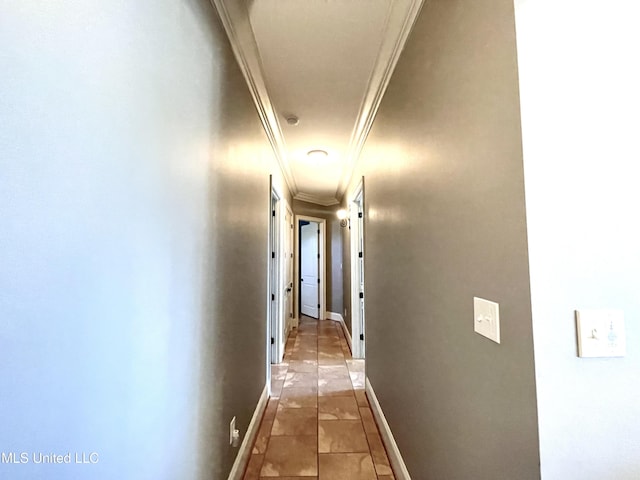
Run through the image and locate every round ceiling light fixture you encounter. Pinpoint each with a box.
[285,115,299,126]
[307,149,329,160]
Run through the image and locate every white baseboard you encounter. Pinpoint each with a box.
[365,377,411,480]
[326,311,352,353]
[227,385,269,480]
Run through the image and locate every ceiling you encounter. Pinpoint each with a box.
[213,0,424,205]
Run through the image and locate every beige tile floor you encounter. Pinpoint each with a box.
[243,316,395,480]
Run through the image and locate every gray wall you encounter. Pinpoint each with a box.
[292,200,343,316]
[0,2,287,479]
[515,1,640,478]
[341,197,353,333]
[350,0,540,478]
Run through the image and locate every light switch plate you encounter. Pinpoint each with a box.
[474,297,500,344]
[576,309,626,358]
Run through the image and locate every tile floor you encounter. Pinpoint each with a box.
[243,316,395,480]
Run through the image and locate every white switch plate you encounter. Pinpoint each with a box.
[474,297,500,344]
[576,309,626,358]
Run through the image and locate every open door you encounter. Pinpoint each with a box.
[350,181,365,358]
[284,205,294,332]
[300,221,319,318]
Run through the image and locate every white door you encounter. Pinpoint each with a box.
[300,222,319,318]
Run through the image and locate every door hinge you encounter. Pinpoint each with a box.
[358,212,363,218]
[358,251,363,258]
[317,278,320,284]
[271,293,275,301]
[317,229,320,235]
[271,337,275,345]
[359,333,364,341]
[271,252,275,259]
[317,303,320,308]
[289,312,293,318]
[359,292,364,299]
[317,253,320,259]
[272,210,276,217]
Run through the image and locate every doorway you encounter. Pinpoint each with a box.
[350,180,365,358]
[294,215,326,324]
[300,220,320,318]
[269,188,280,364]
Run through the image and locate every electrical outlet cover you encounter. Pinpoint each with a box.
[474,297,500,344]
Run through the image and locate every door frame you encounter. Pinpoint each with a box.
[349,179,365,358]
[283,202,295,338]
[294,215,327,324]
[268,184,282,366]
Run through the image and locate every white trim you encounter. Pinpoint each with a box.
[208,0,297,197]
[336,0,426,199]
[269,187,282,363]
[227,385,269,480]
[366,378,412,480]
[294,215,327,323]
[294,192,340,207]
[327,312,352,353]
[210,0,425,205]
[283,201,295,338]
[349,180,365,359]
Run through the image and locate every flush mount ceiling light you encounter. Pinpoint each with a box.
[307,149,329,160]
[285,115,299,126]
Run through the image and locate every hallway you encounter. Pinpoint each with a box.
[243,317,393,480]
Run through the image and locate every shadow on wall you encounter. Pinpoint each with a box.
[191,0,273,478]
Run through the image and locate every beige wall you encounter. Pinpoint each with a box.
[515,1,640,478]
[349,0,540,477]
[0,1,288,479]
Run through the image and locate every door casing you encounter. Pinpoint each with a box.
[349,179,365,358]
[294,215,327,325]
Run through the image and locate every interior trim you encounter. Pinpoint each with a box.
[327,311,352,353]
[336,0,427,199]
[366,377,412,480]
[209,0,298,196]
[294,192,340,207]
[227,385,269,480]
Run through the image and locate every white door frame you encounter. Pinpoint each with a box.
[349,179,365,358]
[281,201,294,347]
[268,185,282,365]
[294,215,327,324]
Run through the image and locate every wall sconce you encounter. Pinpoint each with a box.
[337,209,348,228]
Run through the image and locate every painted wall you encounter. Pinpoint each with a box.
[515,1,640,478]
[352,0,540,478]
[292,200,344,317]
[341,196,353,333]
[0,1,287,479]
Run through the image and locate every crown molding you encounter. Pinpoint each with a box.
[293,192,340,207]
[336,0,426,200]
[210,0,298,196]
